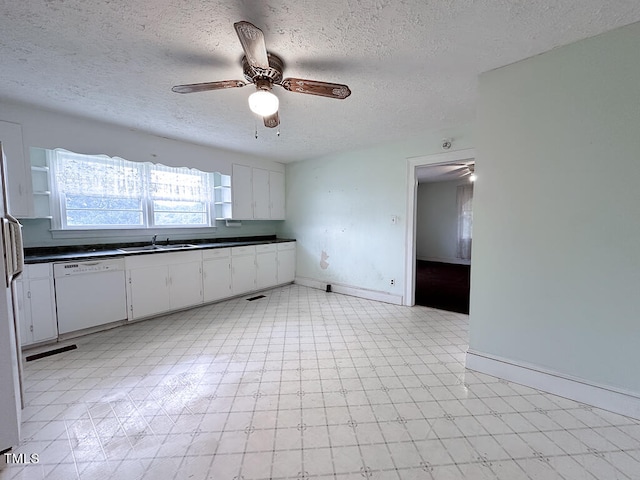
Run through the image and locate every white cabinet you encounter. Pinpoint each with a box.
[168,259,203,311]
[256,244,278,290]
[123,242,293,319]
[126,251,203,320]
[277,242,296,284]
[231,164,285,220]
[203,248,232,302]
[0,120,33,217]
[15,264,57,347]
[127,264,171,320]
[252,168,270,219]
[269,171,286,219]
[231,164,254,219]
[231,245,257,295]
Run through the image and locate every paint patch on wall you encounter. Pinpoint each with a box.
[320,251,330,270]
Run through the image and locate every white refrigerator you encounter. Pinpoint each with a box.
[0,142,25,452]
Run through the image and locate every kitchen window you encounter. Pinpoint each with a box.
[50,149,213,229]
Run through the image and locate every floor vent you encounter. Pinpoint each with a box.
[246,295,266,301]
[26,344,77,362]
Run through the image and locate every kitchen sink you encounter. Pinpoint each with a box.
[117,245,163,253]
[161,244,197,250]
[117,244,198,253]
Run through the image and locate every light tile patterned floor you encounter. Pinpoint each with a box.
[2,285,639,479]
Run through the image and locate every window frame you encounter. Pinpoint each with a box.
[49,150,216,231]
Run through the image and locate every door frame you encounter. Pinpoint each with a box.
[404,148,476,306]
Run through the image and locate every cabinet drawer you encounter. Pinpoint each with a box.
[25,263,51,279]
[202,247,231,260]
[256,243,277,253]
[231,245,256,256]
[277,242,296,251]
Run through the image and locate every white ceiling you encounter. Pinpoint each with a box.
[2,1,639,163]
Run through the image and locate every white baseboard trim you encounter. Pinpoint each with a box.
[294,276,403,305]
[466,350,640,420]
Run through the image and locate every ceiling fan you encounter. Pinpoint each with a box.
[171,21,352,128]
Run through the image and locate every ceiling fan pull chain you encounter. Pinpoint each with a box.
[255,118,258,139]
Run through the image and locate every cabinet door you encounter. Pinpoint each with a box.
[277,245,296,284]
[128,266,171,319]
[0,120,33,217]
[256,251,278,290]
[27,277,58,343]
[252,168,270,219]
[232,164,253,219]
[169,261,203,310]
[203,257,231,303]
[231,255,257,295]
[269,171,285,220]
[14,279,32,346]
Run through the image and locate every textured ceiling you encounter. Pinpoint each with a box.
[1,1,639,163]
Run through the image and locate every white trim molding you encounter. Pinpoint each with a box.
[295,276,403,305]
[466,350,640,420]
[404,148,476,306]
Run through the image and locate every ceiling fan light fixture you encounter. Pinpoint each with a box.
[248,89,279,117]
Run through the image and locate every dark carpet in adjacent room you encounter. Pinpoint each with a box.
[415,260,470,314]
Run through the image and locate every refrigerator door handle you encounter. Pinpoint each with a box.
[3,214,23,286]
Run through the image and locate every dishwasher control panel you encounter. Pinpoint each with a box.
[53,259,125,277]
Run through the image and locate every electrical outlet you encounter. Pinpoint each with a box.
[390,279,395,286]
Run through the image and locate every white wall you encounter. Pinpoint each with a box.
[469,22,640,403]
[416,180,469,264]
[280,129,473,302]
[0,100,284,247]
[0,100,284,174]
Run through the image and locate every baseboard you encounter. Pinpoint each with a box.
[294,276,403,305]
[466,350,640,420]
[417,256,471,266]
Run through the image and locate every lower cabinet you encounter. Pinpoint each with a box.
[126,242,295,320]
[15,263,58,347]
[128,264,171,320]
[256,244,278,290]
[231,245,257,295]
[203,248,232,303]
[126,251,203,320]
[277,242,296,284]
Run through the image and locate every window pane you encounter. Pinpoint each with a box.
[153,200,205,213]
[154,212,207,225]
[66,195,142,211]
[66,210,144,227]
[149,166,209,202]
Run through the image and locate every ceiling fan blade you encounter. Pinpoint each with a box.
[234,21,269,70]
[263,111,279,128]
[281,78,351,99]
[172,80,246,94]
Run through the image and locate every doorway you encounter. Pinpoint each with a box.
[404,149,475,308]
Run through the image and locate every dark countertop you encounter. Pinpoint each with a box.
[24,236,296,264]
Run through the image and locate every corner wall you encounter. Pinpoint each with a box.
[280,130,473,303]
[469,22,640,416]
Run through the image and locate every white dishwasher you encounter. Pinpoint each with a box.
[54,258,128,334]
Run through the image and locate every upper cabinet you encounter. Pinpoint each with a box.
[231,164,285,220]
[0,121,33,217]
[269,171,285,219]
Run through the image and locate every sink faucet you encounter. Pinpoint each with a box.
[151,234,157,246]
